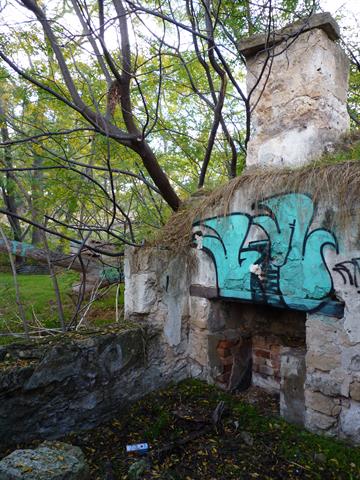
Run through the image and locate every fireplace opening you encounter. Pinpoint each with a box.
[207,300,306,422]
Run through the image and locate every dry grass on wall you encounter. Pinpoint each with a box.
[154,137,360,253]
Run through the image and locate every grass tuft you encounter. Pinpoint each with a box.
[154,132,360,253]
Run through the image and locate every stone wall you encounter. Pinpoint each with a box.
[123,13,360,444]
[240,13,350,167]
[252,335,282,393]
[1,12,357,450]
[305,314,360,442]
[0,325,186,450]
[124,246,190,378]
[280,347,306,426]
[124,182,360,443]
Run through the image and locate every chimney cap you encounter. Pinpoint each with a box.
[239,12,340,59]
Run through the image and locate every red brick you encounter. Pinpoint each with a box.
[217,340,229,349]
[216,347,231,357]
[259,365,275,376]
[252,336,268,347]
[270,344,281,351]
[253,356,266,366]
[216,372,231,384]
[254,349,271,359]
[221,355,233,366]
[270,344,281,353]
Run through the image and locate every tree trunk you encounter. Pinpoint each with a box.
[0,99,23,265]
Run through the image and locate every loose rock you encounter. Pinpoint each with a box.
[0,441,89,480]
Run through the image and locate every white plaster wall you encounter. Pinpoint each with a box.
[124,246,191,383]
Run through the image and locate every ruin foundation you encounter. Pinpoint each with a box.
[125,13,360,443]
[125,181,360,443]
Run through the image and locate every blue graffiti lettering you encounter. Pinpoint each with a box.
[193,193,343,317]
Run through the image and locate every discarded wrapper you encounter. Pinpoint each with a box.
[126,443,149,454]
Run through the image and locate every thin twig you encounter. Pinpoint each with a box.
[0,225,29,339]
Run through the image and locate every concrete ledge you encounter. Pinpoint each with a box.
[239,12,340,59]
[190,284,218,299]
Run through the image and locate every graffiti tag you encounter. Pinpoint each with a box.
[333,258,360,294]
[193,193,344,317]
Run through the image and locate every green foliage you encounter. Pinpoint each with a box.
[144,407,172,441]
[0,0,358,258]
[0,2,356,221]
[0,272,76,338]
[0,272,125,343]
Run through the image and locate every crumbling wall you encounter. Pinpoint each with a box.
[125,13,360,444]
[0,326,180,450]
[124,247,191,380]
[241,13,350,167]
[125,182,360,444]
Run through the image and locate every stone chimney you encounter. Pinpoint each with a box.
[239,13,350,167]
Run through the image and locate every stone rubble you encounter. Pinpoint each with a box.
[0,442,88,480]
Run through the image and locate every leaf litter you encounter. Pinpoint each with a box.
[58,379,360,480]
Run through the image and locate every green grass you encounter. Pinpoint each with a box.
[0,272,124,343]
[313,132,360,166]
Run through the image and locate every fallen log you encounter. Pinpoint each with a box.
[0,238,123,289]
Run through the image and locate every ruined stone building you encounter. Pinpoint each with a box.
[2,13,360,449]
[126,13,360,443]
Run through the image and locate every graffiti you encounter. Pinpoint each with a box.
[101,265,124,283]
[193,193,344,317]
[0,239,35,258]
[333,258,360,294]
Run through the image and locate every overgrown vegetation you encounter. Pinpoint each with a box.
[0,272,124,345]
[57,379,360,479]
[0,1,358,334]
[156,132,360,252]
